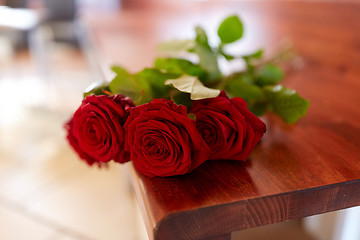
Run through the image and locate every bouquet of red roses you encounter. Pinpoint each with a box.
[65,15,309,177]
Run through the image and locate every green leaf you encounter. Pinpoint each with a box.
[156,39,195,53]
[248,102,267,116]
[218,44,235,61]
[194,26,221,81]
[256,64,284,86]
[242,49,263,61]
[154,58,206,80]
[109,73,133,95]
[194,44,221,81]
[264,85,310,124]
[109,71,152,104]
[111,65,128,75]
[172,91,193,109]
[136,68,177,98]
[226,74,264,102]
[195,26,211,49]
[242,49,264,71]
[83,82,110,98]
[221,52,235,60]
[165,75,220,100]
[217,15,244,44]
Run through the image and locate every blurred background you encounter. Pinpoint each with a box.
[0,0,148,239]
[0,0,359,240]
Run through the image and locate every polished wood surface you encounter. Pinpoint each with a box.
[82,2,360,240]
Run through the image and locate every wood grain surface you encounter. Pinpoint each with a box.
[82,1,360,240]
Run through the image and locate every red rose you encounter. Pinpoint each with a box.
[65,94,135,166]
[124,99,210,177]
[190,91,266,161]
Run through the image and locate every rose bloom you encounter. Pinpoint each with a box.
[190,91,266,161]
[65,94,135,166]
[124,99,210,177]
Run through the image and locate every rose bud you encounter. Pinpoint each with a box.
[65,94,135,166]
[124,99,210,177]
[190,91,266,161]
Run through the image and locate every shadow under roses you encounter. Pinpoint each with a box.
[133,159,258,212]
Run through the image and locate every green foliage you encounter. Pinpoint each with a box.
[219,49,235,61]
[109,69,152,104]
[111,65,128,75]
[243,49,264,60]
[256,64,284,86]
[107,67,180,104]
[136,68,178,98]
[172,91,193,109]
[242,49,263,68]
[194,26,221,81]
[154,58,206,80]
[156,39,195,53]
[195,26,211,48]
[225,74,264,102]
[93,14,309,124]
[249,102,267,116]
[83,82,110,98]
[264,85,310,124]
[218,15,244,44]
